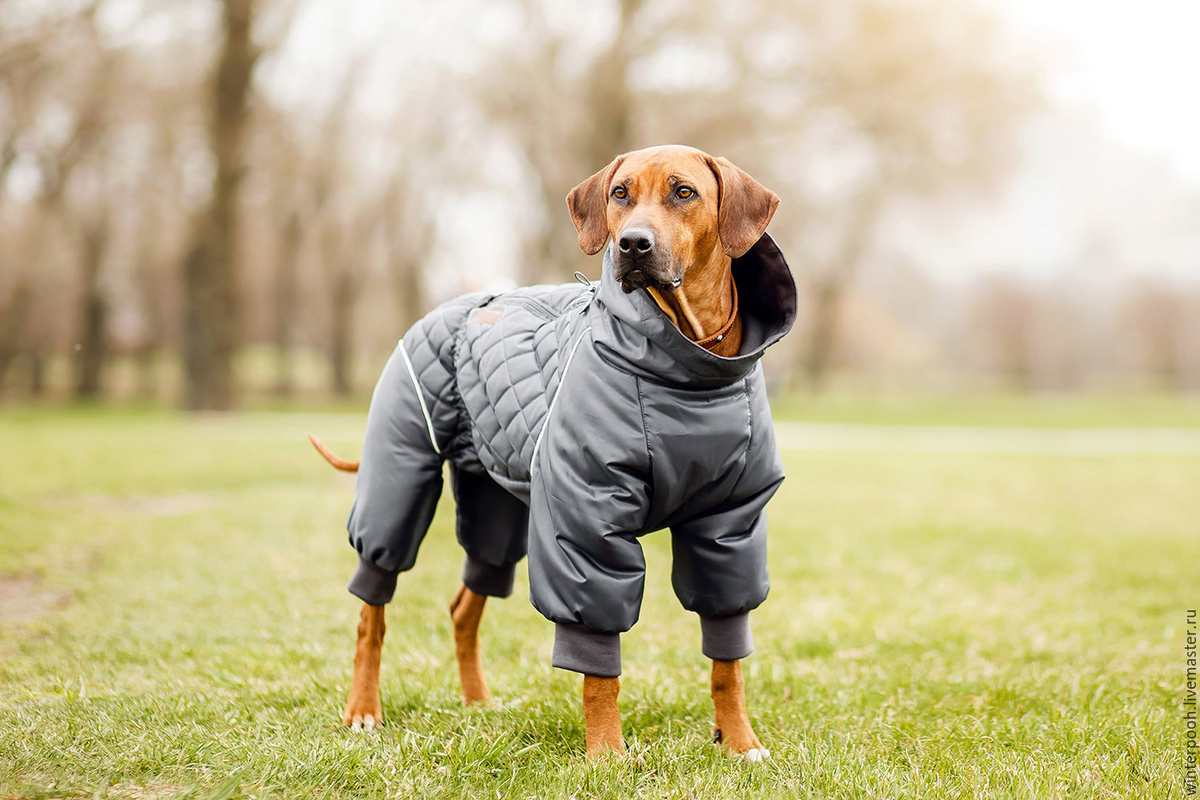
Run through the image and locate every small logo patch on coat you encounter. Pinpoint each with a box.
[470,308,505,325]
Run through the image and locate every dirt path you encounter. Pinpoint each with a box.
[0,576,69,624]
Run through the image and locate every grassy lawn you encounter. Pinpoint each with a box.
[768,390,1200,428]
[0,405,1195,798]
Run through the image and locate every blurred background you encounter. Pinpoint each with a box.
[1,0,1197,410]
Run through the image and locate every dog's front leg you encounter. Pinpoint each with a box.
[582,675,624,758]
[343,603,385,729]
[711,659,769,761]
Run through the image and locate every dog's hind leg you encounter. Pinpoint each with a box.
[449,583,493,705]
[447,466,528,706]
[710,659,769,761]
[343,603,386,730]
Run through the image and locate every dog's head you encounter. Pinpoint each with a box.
[567,145,779,294]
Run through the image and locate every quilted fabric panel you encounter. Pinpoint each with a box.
[400,292,490,466]
[453,283,592,496]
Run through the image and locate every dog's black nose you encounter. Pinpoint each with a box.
[618,228,655,256]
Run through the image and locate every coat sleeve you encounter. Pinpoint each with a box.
[669,381,784,619]
[526,352,651,635]
[345,340,446,605]
[669,485,778,618]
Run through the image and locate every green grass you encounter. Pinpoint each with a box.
[769,390,1200,428]
[0,405,1195,798]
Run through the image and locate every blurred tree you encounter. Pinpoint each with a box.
[1123,281,1189,391]
[0,3,44,394]
[0,3,120,398]
[378,91,453,335]
[180,0,260,410]
[130,114,191,401]
[971,275,1038,390]
[320,199,369,398]
[62,59,122,400]
[0,283,30,394]
[70,186,113,400]
[255,48,446,397]
[473,0,1038,389]
[256,97,341,398]
[477,0,645,284]
[261,117,309,398]
[787,1,1042,389]
[381,168,434,334]
[0,0,1188,404]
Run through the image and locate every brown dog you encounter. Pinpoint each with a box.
[312,145,778,760]
[307,437,498,722]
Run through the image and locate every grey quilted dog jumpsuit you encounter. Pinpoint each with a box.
[345,233,797,677]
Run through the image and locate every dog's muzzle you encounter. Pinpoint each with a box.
[614,227,681,294]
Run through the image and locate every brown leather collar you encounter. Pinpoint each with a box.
[693,279,739,351]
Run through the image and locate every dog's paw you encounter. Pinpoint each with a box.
[464,695,501,709]
[342,687,383,730]
[712,727,768,762]
[741,747,770,763]
[347,713,380,732]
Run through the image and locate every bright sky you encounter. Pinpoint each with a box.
[994,0,1200,185]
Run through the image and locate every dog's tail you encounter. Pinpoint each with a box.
[307,433,360,473]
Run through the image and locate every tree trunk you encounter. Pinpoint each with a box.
[180,0,258,410]
[29,336,47,397]
[74,224,110,400]
[0,281,31,395]
[803,279,841,392]
[801,190,885,392]
[74,294,107,399]
[133,252,164,401]
[10,212,54,398]
[272,208,302,396]
[329,267,357,397]
[392,251,426,333]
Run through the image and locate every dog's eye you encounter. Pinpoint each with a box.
[612,186,627,200]
[676,186,694,199]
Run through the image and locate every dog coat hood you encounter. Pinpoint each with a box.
[345,233,796,677]
[590,233,797,389]
[451,232,796,498]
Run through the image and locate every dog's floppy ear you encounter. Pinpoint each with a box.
[705,156,780,258]
[567,156,624,255]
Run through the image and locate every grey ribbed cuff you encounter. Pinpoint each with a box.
[700,612,754,661]
[461,555,516,598]
[552,623,622,677]
[347,555,399,606]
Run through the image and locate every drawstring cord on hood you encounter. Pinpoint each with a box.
[574,271,597,314]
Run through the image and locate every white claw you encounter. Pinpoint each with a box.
[742,748,770,763]
[351,717,363,731]
[363,715,376,730]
